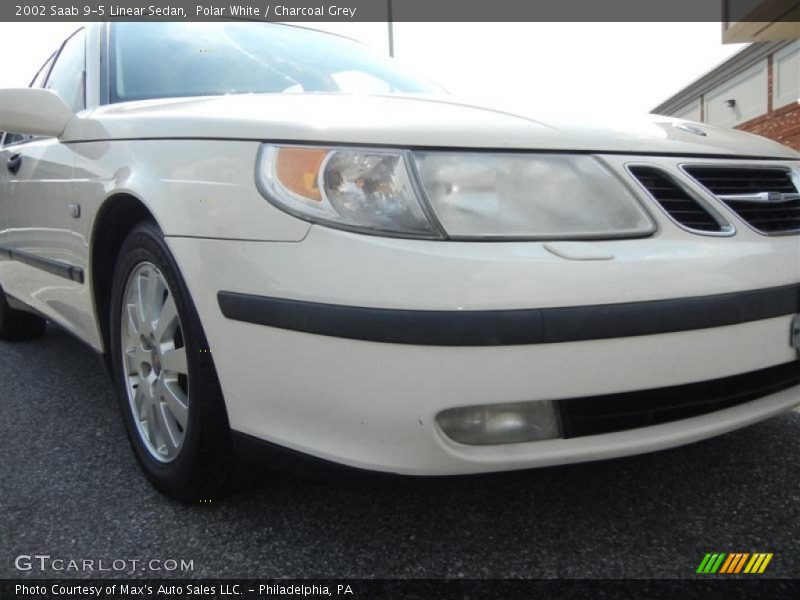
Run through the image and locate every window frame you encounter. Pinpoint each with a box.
[99,22,110,106]
[43,26,87,113]
[30,51,57,88]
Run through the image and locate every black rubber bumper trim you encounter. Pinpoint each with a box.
[218,284,800,346]
[0,245,84,284]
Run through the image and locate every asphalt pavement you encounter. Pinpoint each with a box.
[2,325,800,579]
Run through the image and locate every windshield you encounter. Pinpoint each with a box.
[110,22,441,103]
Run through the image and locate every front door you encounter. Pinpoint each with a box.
[0,28,91,338]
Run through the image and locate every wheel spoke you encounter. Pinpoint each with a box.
[156,402,180,452]
[125,348,139,374]
[146,269,166,325]
[160,347,187,375]
[136,269,163,334]
[126,303,141,338]
[135,272,150,334]
[154,295,178,345]
[157,377,189,430]
[144,401,159,448]
[133,386,146,418]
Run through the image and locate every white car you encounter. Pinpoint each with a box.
[1,22,799,502]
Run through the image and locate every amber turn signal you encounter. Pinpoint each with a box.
[274,147,328,202]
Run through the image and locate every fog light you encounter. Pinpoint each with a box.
[436,401,561,445]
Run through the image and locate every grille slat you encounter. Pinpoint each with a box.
[685,167,800,234]
[630,167,723,233]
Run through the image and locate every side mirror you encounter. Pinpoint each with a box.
[0,88,74,138]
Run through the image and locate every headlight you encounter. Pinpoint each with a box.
[257,145,655,239]
[414,152,654,239]
[256,145,442,238]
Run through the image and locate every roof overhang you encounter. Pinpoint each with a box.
[722,0,800,43]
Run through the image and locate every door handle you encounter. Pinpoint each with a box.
[7,153,22,175]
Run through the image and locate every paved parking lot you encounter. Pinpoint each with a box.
[2,325,800,579]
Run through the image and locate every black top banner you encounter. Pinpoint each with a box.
[3,0,800,22]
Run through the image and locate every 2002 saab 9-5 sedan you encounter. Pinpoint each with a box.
[1,22,799,502]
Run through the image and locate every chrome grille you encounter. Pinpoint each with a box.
[629,166,725,233]
[684,166,800,234]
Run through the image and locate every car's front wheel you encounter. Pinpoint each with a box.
[110,220,243,502]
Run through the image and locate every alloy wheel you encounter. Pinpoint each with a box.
[120,262,189,462]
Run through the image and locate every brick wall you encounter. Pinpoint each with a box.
[736,102,800,151]
[734,51,800,152]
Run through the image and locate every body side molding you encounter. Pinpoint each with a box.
[217,285,800,346]
[0,246,85,284]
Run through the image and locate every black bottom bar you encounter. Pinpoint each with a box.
[2,578,798,600]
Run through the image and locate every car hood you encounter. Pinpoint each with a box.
[75,93,800,159]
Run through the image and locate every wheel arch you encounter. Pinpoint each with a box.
[89,192,163,366]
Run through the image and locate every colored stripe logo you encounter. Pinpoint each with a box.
[697,553,773,574]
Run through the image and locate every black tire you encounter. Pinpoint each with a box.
[109,220,244,502]
[0,286,47,341]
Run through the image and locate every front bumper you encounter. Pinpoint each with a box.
[167,215,800,475]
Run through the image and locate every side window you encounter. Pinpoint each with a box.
[45,29,86,113]
[2,132,26,147]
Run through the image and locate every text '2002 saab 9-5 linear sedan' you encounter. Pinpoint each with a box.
[1,22,799,501]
